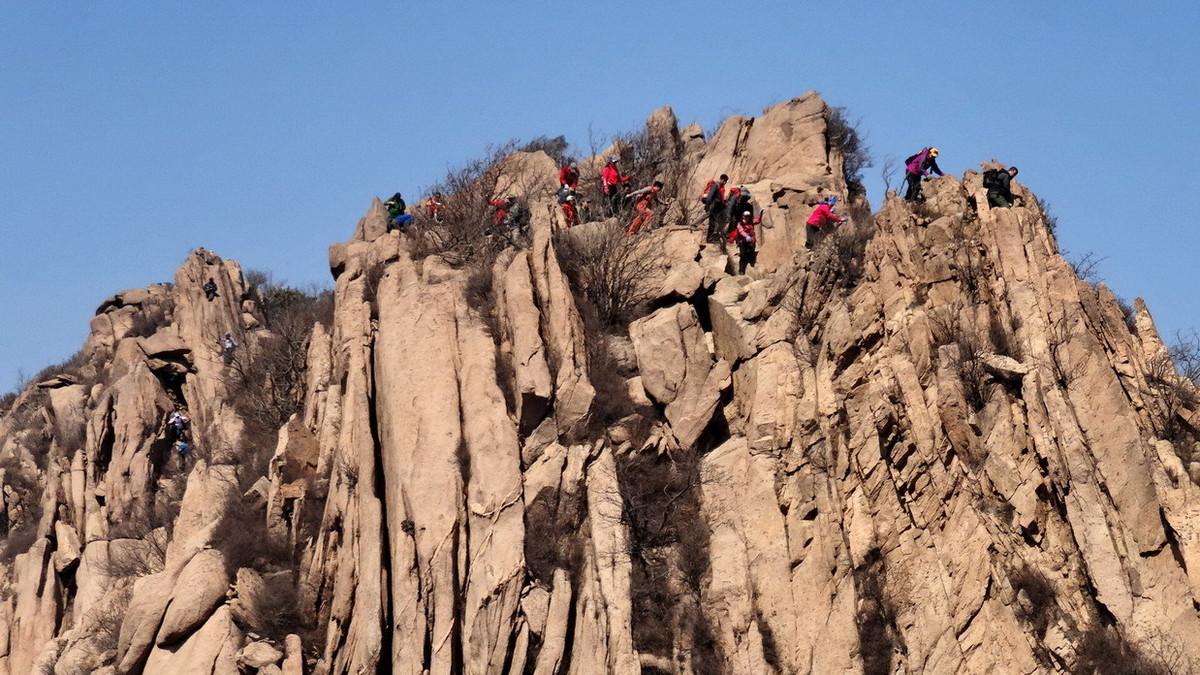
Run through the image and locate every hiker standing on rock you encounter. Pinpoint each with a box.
[385,192,414,232]
[626,181,664,237]
[601,156,631,217]
[203,278,218,302]
[701,174,729,242]
[805,196,847,249]
[727,188,755,234]
[983,166,1021,208]
[559,161,580,190]
[729,211,761,274]
[560,193,580,228]
[903,147,944,202]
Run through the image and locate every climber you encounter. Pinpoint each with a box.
[727,188,755,234]
[983,166,1021,208]
[385,192,414,232]
[490,194,517,226]
[729,211,759,275]
[203,278,218,302]
[175,439,191,464]
[805,196,847,249]
[561,193,579,228]
[424,192,445,222]
[167,409,191,440]
[626,181,664,237]
[601,156,631,216]
[903,147,944,202]
[701,174,730,242]
[559,161,580,190]
[220,332,237,365]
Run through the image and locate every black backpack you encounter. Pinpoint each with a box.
[982,169,1003,190]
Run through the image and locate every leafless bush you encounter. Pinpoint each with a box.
[1072,624,1193,675]
[880,156,900,194]
[1034,195,1058,238]
[1170,331,1200,386]
[249,272,334,330]
[930,310,989,411]
[338,457,359,495]
[413,141,529,266]
[1116,296,1138,335]
[214,489,292,572]
[1047,315,1088,390]
[1146,353,1198,446]
[1068,251,1106,285]
[818,216,875,288]
[102,507,170,578]
[1010,565,1056,638]
[555,223,664,326]
[521,135,571,167]
[854,551,902,675]
[827,106,872,196]
[362,261,386,319]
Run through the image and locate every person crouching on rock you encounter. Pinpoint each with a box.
[805,196,847,249]
[626,181,664,237]
[903,147,944,202]
[203,278,218,302]
[729,211,761,275]
[385,192,414,232]
[983,166,1022,208]
[561,193,580,228]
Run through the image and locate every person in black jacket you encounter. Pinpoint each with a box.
[702,174,729,242]
[983,166,1021,208]
[726,189,754,234]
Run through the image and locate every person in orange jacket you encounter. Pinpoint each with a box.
[602,155,631,216]
[728,210,761,274]
[490,195,516,226]
[424,192,445,222]
[625,181,664,236]
[805,196,846,248]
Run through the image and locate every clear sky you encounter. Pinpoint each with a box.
[2,2,1197,388]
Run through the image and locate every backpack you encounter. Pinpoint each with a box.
[904,151,922,166]
[700,179,717,203]
[982,169,1003,190]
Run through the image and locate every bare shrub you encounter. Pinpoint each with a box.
[414,141,529,266]
[827,106,872,196]
[930,311,989,412]
[1115,296,1138,335]
[1034,195,1059,238]
[1010,565,1056,638]
[128,302,171,338]
[1146,352,1198,446]
[102,506,170,578]
[555,223,663,327]
[1072,624,1192,675]
[1047,315,1088,390]
[521,135,570,167]
[1170,331,1200,386]
[361,262,386,319]
[1068,251,1106,285]
[213,489,291,572]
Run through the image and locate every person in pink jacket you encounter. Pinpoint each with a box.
[806,196,847,248]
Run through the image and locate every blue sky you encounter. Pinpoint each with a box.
[2,2,1197,388]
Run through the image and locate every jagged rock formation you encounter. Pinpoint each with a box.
[3,92,1200,674]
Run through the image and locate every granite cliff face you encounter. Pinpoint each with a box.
[3,92,1200,674]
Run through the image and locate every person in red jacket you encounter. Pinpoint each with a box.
[805,196,846,249]
[425,192,445,222]
[625,181,663,236]
[561,193,579,228]
[601,155,631,216]
[728,211,761,274]
[490,195,516,226]
[559,161,580,190]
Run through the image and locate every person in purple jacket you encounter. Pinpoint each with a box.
[903,147,944,202]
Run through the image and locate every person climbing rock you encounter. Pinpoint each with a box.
[701,174,729,242]
[220,332,237,365]
[729,211,760,275]
[490,195,528,244]
[385,192,414,232]
[727,188,755,234]
[805,196,847,249]
[424,192,445,222]
[559,161,580,190]
[626,181,664,237]
[490,194,517,226]
[203,278,218,302]
[601,156,631,216]
[167,409,191,440]
[561,193,579,228]
[175,439,191,464]
[903,147,944,202]
[983,166,1021,208]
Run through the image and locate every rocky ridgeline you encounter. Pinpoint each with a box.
[2,92,1200,674]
